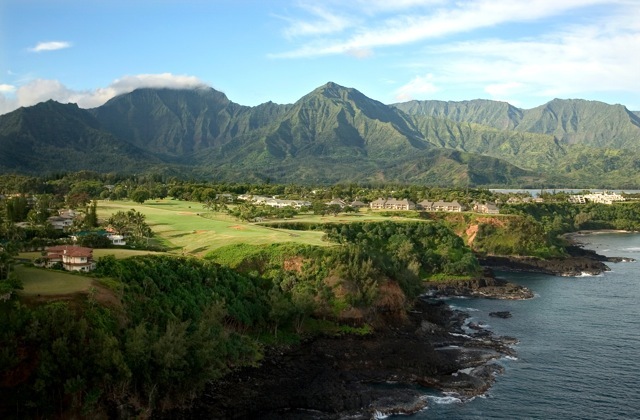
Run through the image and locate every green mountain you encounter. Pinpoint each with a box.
[394,97,640,186]
[394,98,640,149]
[516,99,640,149]
[0,100,158,174]
[0,82,639,187]
[91,87,292,158]
[393,99,523,130]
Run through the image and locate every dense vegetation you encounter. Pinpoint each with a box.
[501,201,640,233]
[1,217,485,417]
[3,172,640,417]
[1,256,268,416]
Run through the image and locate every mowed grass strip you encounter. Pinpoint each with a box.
[19,249,164,262]
[16,265,94,296]
[98,200,328,256]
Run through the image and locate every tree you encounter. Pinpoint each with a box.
[268,286,293,338]
[0,243,18,280]
[76,233,112,248]
[312,202,328,216]
[130,188,150,204]
[107,211,129,236]
[327,204,342,217]
[107,209,152,241]
[84,200,98,228]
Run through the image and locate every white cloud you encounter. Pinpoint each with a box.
[0,73,209,115]
[345,47,374,59]
[385,2,640,107]
[278,3,353,39]
[272,0,612,58]
[0,84,16,93]
[395,74,439,101]
[29,41,72,52]
[430,10,640,99]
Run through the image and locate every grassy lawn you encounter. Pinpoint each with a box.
[260,211,419,224]
[19,248,164,262]
[98,200,330,256]
[16,265,95,296]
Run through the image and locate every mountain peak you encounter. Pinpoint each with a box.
[313,81,351,98]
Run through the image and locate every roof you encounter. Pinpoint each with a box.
[46,245,93,258]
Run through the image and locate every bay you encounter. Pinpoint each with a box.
[406,232,640,419]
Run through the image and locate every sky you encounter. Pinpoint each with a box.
[1,0,639,116]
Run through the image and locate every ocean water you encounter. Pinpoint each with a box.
[409,232,640,419]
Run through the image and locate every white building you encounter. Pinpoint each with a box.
[583,191,625,205]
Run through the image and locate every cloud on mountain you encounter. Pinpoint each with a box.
[0,73,209,115]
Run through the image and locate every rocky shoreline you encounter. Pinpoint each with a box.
[423,269,534,300]
[478,233,634,277]
[183,297,519,419]
[176,243,631,419]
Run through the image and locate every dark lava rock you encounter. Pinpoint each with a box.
[424,272,534,300]
[171,299,516,419]
[476,240,638,277]
[478,254,610,277]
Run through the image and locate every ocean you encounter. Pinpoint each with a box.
[407,232,640,419]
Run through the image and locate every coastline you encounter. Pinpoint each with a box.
[184,297,521,419]
[177,239,634,419]
[562,229,637,248]
[478,230,636,276]
[175,273,531,419]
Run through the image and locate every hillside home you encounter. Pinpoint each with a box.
[350,200,367,208]
[326,199,347,208]
[47,215,74,230]
[47,209,79,230]
[106,234,126,246]
[473,202,500,214]
[44,245,95,272]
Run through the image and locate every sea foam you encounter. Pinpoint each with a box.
[427,395,462,405]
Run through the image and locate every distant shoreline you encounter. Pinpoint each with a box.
[563,229,632,244]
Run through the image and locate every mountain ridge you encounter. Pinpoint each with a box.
[1,82,639,187]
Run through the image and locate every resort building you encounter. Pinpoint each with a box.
[583,191,625,205]
[419,200,464,212]
[369,198,416,211]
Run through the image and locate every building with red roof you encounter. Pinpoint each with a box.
[44,245,96,272]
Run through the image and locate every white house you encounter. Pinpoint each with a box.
[106,234,126,246]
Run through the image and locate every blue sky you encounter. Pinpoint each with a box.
[1,0,639,115]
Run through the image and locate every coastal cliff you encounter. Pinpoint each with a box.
[182,242,627,419]
[478,243,632,277]
[183,299,517,419]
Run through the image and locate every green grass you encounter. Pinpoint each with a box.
[98,200,331,256]
[19,248,163,262]
[16,265,94,296]
[261,211,416,225]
